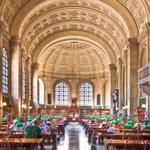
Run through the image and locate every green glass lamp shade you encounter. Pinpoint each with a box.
[146,124,150,129]
[124,123,132,129]
[112,120,118,124]
[16,122,23,127]
[127,119,134,125]
[116,118,123,123]
[107,117,112,121]
[2,117,8,122]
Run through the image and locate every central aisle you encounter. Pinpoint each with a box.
[56,122,90,150]
[47,122,104,150]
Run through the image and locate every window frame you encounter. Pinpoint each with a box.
[38,78,45,105]
[2,48,8,95]
[55,81,70,106]
[22,65,26,100]
[79,81,93,106]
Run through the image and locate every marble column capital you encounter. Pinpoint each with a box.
[128,38,139,47]
[122,50,127,63]
[26,57,31,64]
[109,63,117,71]
[10,36,21,47]
[118,58,123,65]
[0,21,6,32]
[32,63,39,70]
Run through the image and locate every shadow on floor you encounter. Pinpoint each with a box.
[90,145,97,150]
[50,145,57,150]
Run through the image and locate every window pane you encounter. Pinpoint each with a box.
[80,82,93,106]
[55,82,69,105]
[22,66,26,100]
[2,48,8,94]
[38,79,44,104]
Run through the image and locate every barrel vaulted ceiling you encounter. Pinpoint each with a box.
[0,0,150,79]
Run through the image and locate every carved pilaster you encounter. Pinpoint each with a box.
[10,36,22,115]
[26,57,31,114]
[118,58,123,109]
[127,38,139,115]
[109,63,117,114]
[32,63,39,112]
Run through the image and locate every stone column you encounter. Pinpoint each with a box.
[118,58,123,109]
[70,79,77,107]
[101,81,105,108]
[10,36,22,115]
[32,63,39,112]
[26,57,31,114]
[127,38,139,115]
[109,64,117,114]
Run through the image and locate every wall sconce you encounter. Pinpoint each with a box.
[0,102,7,109]
[141,104,146,108]
[22,104,27,109]
[29,106,32,109]
[116,107,119,111]
[22,104,32,109]
[123,105,128,110]
[2,102,7,106]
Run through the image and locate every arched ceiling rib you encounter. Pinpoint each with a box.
[32,31,116,64]
[0,0,139,36]
[120,0,150,30]
[1,0,149,35]
[19,4,129,37]
[38,39,110,79]
[24,20,122,59]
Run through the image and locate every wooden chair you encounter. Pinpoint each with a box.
[0,138,10,150]
[144,141,150,150]
[124,139,145,150]
[15,138,23,150]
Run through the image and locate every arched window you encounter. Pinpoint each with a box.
[38,79,44,104]
[80,82,93,106]
[55,82,69,105]
[2,48,8,94]
[29,71,32,101]
[22,66,26,100]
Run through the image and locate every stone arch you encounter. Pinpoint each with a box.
[9,0,138,38]
[32,31,116,65]
[54,80,71,106]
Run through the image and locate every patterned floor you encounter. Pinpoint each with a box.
[45,122,104,150]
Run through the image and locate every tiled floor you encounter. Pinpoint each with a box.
[45,122,104,150]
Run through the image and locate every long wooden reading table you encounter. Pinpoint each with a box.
[105,139,150,150]
[0,138,44,150]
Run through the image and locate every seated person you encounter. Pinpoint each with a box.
[90,118,96,124]
[107,124,119,134]
[99,122,107,128]
[9,120,18,131]
[24,119,41,138]
[39,121,51,132]
[133,122,146,131]
[9,119,23,131]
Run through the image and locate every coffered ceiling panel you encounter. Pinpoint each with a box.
[38,39,109,79]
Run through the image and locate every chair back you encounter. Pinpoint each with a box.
[0,138,10,150]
